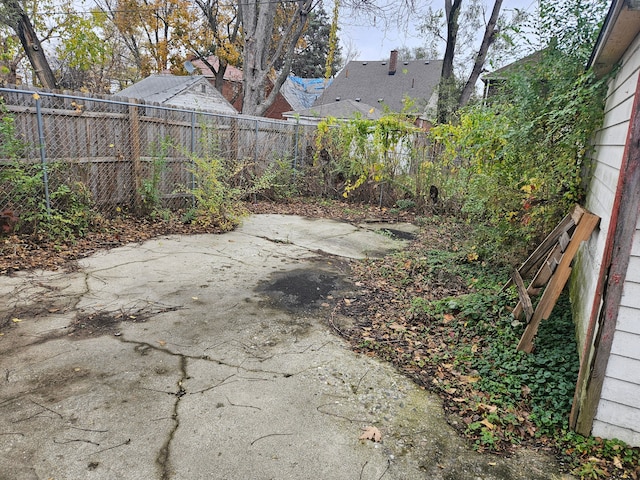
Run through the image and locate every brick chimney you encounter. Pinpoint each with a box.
[389,50,398,75]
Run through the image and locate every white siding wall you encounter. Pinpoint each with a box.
[572,32,640,446]
[592,225,640,445]
[166,81,237,115]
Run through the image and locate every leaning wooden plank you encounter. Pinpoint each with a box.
[502,205,583,290]
[516,211,600,353]
[517,266,573,353]
[512,269,534,322]
[512,244,562,319]
[540,211,600,318]
[558,231,571,252]
[532,243,564,289]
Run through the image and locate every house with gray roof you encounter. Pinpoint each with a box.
[117,74,237,115]
[282,99,382,125]
[313,50,442,121]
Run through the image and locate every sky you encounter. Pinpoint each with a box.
[338,0,539,61]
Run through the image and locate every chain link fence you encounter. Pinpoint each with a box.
[0,86,318,233]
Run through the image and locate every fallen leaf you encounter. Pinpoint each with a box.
[388,322,405,331]
[158,340,167,346]
[477,403,498,414]
[613,456,623,469]
[480,418,495,430]
[191,297,198,300]
[11,318,21,323]
[460,375,480,384]
[344,298,352,306]
[359,426,382,442]
[443,313,455,323]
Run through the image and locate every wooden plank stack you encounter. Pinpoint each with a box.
[505,205,600,353]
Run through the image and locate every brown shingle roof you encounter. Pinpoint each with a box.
[190,57,244,83]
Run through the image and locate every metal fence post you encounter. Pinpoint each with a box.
[34,94,51,217]
[254,119,259,165]
[293,118,299,175]
[190,111,196,208]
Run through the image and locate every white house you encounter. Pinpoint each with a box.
[569,0,640,447]
[118,74,237,115]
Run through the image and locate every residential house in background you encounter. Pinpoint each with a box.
[190,56,295,119]
[481,49,546,99]
[282,99,382,125]
[569,0,640,447]
[117,74,237,115]
[281,76,330,111]
[313,50,442,128]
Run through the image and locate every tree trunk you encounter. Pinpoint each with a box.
[3,0,58,90]
[240,0,312,116]
[437,0,462,123]
[194,0,240,93]
[458,0,503,108]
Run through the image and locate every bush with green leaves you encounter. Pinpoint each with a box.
[2,160,96,240]
[314,113,424,206]
[428,46,608,249]
[139,138,170,217]
[1,99,95,240]
[187,152,245,231]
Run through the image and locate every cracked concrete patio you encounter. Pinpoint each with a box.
[0,214,573,480]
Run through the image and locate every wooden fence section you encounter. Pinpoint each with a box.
[0,86,316,214]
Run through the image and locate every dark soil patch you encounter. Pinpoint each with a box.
[378,228,417,241]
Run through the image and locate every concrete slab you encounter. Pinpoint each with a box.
[0,215,573,479]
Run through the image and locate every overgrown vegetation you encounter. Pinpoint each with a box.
[186,151,245,231]
[313,112,425,207]
[338,216,640,479]
[429,46,608,248]
[1,98,96,241]
[139,137,170,219]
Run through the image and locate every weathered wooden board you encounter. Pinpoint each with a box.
[517,211,600,352]
[512,269,534,322]
[502,206,582,291]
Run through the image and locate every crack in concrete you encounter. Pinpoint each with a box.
[156,355,187,480]
[118,336,316,378]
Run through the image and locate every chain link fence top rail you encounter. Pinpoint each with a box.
[0,85,318,220]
